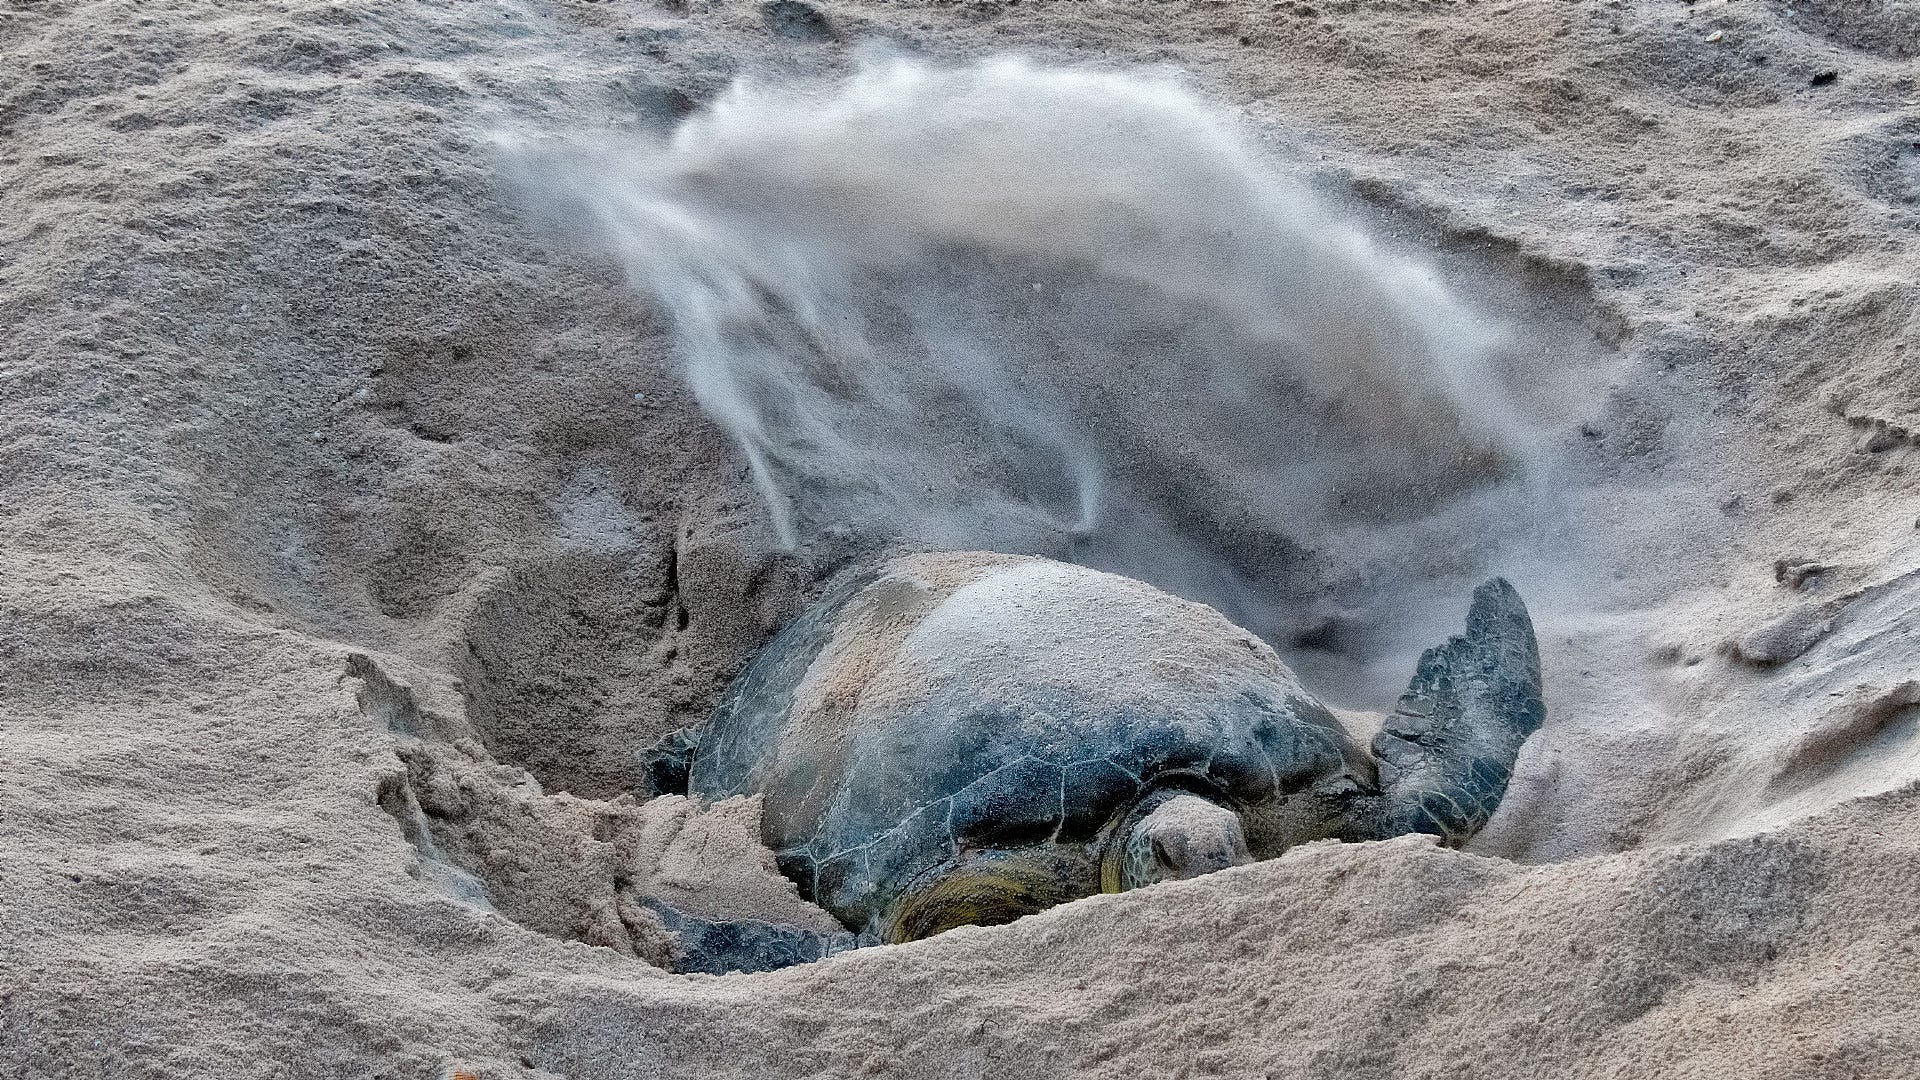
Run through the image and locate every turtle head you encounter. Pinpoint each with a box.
[1102,788,1252,893]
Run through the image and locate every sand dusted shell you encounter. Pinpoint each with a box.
[660,552,1543,943]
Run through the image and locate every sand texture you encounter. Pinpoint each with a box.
[4,0,1920,1076]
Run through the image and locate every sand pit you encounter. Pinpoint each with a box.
[4,0,1920,1076]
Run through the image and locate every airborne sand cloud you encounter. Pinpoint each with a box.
[509,55,1572,663]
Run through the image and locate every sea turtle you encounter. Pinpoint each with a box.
[642,551,1543,960]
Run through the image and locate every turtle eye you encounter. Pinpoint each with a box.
[1150,836,1175,870]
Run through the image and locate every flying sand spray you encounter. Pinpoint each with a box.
[510,53,1558,693]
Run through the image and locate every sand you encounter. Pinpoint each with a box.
[4,0,1919,1076]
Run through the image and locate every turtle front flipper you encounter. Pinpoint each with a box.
[638,728,698,797]
[641,898,869,974]
[1371,577,1544,845]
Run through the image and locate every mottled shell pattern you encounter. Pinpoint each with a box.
[688,552,1383,941]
